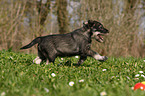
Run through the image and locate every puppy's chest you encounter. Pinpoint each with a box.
[80,43,91,50]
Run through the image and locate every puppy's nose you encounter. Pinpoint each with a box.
[105,29,109,33]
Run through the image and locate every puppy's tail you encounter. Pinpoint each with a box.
[20,37,41,50]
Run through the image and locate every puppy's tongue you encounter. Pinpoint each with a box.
[98,35,103,40]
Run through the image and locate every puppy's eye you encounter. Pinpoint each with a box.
[99,25,102,29]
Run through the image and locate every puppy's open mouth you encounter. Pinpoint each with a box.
[95,34,104,42]
[94,32,108,43]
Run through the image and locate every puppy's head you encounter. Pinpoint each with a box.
[83,20,109,42]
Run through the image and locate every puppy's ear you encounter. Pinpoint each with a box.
[88,20,94,27]
[84,21,88,24]
[83,21,88,27]
[83,21,88,25]
[88,20,93,23]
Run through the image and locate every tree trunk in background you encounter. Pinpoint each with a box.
[124,0,139,28]
[37,0,50,36]
[124,0,140,56]
[56,0,69,34]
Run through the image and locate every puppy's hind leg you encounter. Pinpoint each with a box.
[47,55,56,64]
[46,59,50,65]
[43,54,56,65]
[33,49,46,64]
[45,48,57,65]
[33,56,42,64]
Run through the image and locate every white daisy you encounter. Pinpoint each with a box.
[111,76,115,79]
[102,69,107,71]
[75,56,79,58]
[33,57,41,64]
[79,79,84,82]
[44,88,49,93]
[135,74,140,77]
[126,76,130,80]
[134,78,139,80]
[131,87,134,90]
[51,73,56,77]
[141,74,145,78]
[139,71,144,73]
[100,91,107,96]
[69,81,74,86]
[1,92,6,96]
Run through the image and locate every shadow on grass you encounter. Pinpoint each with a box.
[56,60,79,67]
[24,59,98,67]
[57,60,92,67]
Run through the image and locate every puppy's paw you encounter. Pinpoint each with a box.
[98,56,108,62]
[33,57,42,64]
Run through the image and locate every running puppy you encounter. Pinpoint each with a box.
[20,20,109,65]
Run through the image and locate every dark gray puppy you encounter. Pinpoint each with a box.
[20,20,109,65]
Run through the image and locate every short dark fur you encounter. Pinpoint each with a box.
[20,20,109,65]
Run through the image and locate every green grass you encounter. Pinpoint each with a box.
[0,50,145,96]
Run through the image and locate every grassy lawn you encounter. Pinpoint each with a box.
[0,50,145,96]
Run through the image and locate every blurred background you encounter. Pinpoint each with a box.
[0,0,144,57]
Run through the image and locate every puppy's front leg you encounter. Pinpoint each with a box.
[93,54,108,62]
[87,50,108,62]
[77,56,87,65]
